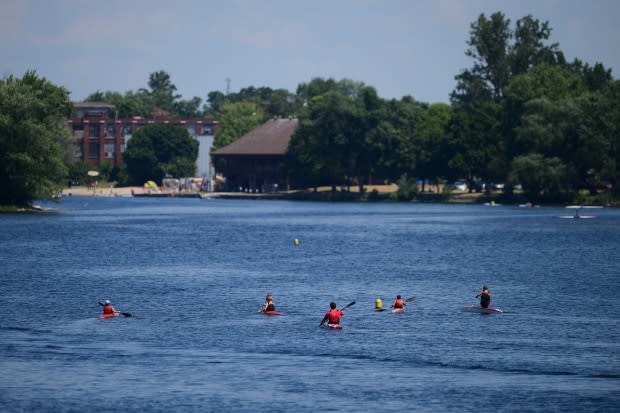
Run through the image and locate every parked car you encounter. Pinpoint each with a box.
[451,181,468,191]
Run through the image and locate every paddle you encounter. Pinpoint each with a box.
[98,302,132,318]
[320,301,355,326]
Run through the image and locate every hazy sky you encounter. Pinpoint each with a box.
[2,0,618,104]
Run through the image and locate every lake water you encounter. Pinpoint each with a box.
[1,197,618,412]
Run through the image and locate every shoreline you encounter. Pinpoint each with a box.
[61,185,489,203]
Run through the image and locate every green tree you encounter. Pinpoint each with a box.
[123,124,198,185]
[415,103,452,191]
[286,91,353,191]
[0,71,73,206]
[447,100,503,188]
[139,70,181,114]
[67,161,91,186]
[174,96,203,118]
[84,89,151,118]
[212,102,264,149]
[509,153,566,198]
[205,91,226,115]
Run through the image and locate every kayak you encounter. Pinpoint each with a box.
[99,313,119,319]
[392,308,405,313]
[260,310,281,316]
[326,323,342,330]
[463,305,503,314]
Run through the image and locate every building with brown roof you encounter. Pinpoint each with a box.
[211,117,299,192]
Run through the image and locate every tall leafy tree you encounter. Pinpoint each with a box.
[212,102,264,149]
[123,124,198,185]
[139,70,181,114]
[509,153,566,198]
[454,12,512,102]
[174,96,203,118]
[0,71,74,206]
[510,15,564,75]
[286,91,354,191]
[415,103,452,190]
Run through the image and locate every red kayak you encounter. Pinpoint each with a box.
[259,310,281,316]
[462,305,503,314]
[99,313,119,319]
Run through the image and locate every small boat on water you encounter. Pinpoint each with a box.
[559,205,602,219]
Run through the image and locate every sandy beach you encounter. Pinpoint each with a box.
[62,185,140,197]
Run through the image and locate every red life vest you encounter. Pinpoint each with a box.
[102,304,115,315]
[326,309,343,324]
[393,299,405,309]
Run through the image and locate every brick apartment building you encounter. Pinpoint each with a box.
[68,102,218,178]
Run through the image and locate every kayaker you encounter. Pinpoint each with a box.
[391,295,405,310]
[320,302,344,326]
[262,293,276,312]
[101,299,119,316]
[476,285,491,308]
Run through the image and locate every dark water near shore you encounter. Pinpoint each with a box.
[1,197,619,412]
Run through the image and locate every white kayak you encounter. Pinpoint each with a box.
[392,308,405,313]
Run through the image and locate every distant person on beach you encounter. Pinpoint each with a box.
[476,285,491,308]
[391,295,405,309]
[262,293,276,311]
[320,302,344,326]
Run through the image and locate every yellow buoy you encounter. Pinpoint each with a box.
[375,298,383,310]
[293,238,300,246]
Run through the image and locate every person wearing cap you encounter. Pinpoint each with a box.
[320,302,344,326]
[262,293,276,312]
[476,285,491,308]
[102,299,119,316]
[391,295,405,310]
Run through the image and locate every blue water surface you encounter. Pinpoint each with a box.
[1,197,618,412]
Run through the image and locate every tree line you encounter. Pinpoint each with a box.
[1,12,618,206]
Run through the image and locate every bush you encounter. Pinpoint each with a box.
[396,174,419,201]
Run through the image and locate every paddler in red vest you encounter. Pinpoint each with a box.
[102,299,119,316]
[320,302,344,326]
[476,285,491,308]
[262,293,276,312]
[391,295,405,310]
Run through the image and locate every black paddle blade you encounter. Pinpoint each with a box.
[120,312,132,317]
[343,301,355,309]
[406,296,416,302]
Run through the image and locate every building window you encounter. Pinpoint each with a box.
[88,143,100,159]
[201,126,213,135]
[106,124,116,137]
[89,124,100,138]
[104,143,115,159]
[123,124,132,135]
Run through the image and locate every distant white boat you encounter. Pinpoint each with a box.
[559,205,603,219]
